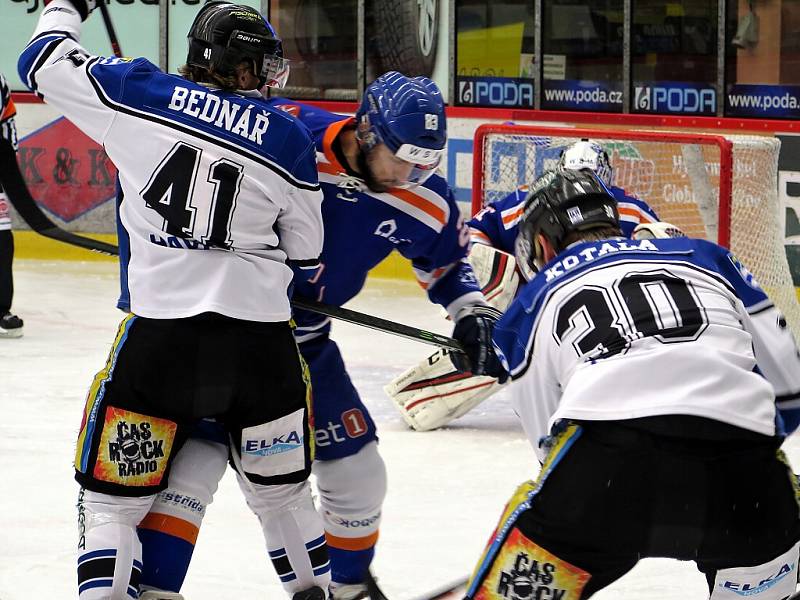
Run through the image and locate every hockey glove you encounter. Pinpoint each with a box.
[632,221,686,240]
[451,305,508,382]
[44,0,97,20]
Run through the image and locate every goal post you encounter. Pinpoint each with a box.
[471,123,800,339]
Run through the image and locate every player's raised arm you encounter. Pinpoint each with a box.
[17,0,129,145]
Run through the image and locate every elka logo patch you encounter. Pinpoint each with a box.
[93,407,176,486]
[18,118,117,221]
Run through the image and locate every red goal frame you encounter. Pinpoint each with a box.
[471,124,735,248]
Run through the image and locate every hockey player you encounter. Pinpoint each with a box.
[19,2,329,599]
[135,72,500,599]
[388,140,675,432]
[0,73,24,338]
[466,168,800,600]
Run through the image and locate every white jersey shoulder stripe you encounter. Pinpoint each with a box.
[24,34,71,90]
[83,60,320,192]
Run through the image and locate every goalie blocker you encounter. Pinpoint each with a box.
[386,223,686,432]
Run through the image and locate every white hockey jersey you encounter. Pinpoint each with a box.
[493,236,800,461]
[18,1,324,322]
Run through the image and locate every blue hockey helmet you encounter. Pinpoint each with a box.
[355,71,446,188]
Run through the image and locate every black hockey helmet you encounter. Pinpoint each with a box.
[186,1,289,88]
[514,168,620,280]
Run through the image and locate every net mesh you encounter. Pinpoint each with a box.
[475,127,800,340]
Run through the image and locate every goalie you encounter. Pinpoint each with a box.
[387,140,685,431]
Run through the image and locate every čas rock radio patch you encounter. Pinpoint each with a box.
[474,528,590,600]
[93,407,176,486]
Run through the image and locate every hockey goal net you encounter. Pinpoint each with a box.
[472,123,800,339]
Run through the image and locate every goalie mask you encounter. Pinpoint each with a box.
[514,169,619,281]
[355,71,446,189]
[187,1,290,89]
[559,139,613,186]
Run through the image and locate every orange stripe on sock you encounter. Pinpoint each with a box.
[325,530,379,551]
[138,512,200,545]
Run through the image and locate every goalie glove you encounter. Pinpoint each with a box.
[632,221,686,240]
[385,347,504,431]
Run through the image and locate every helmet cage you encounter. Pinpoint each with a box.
[558,140,613,186]
[356,113,444,189]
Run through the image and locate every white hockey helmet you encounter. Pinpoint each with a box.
[558,139,613,186]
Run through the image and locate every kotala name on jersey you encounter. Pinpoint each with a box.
[542,238,658,282]
[168,86,271,145]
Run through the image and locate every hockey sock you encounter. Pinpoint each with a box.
[327,545,375,585]
[137,525,195,593]
[238,477,332,594]
[78,489,154,600]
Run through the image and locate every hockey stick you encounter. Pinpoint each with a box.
[291,298,464,352]
[0,142,121,256]
[22,6,465,351]
[97,1,123,58]
[411,577,469,600]
[365,570,469,600]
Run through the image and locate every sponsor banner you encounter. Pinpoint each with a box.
[711,541,798,599]
[542,80,623,112]
[474,528,590,600]
[727,84,800,119]
[241,408,306,477]
[316,408,370,448]
[456,76,535,108]
[93,407,176,487]
[633,81,716,116]
[19,118,117,222]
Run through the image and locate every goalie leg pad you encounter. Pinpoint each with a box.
[385,347,503,431]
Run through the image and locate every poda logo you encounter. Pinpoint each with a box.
[634,86,715,114]
[458,78,534,107]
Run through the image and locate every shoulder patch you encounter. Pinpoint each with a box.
[275,104,301,117]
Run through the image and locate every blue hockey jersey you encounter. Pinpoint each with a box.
[494,236,800,460]
[469,184,659,253]
[267,99,483,339]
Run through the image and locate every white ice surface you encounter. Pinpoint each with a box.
[1,260,798,600]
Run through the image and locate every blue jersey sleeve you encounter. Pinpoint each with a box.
[468,186,528,254]
[400,176,483,315]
